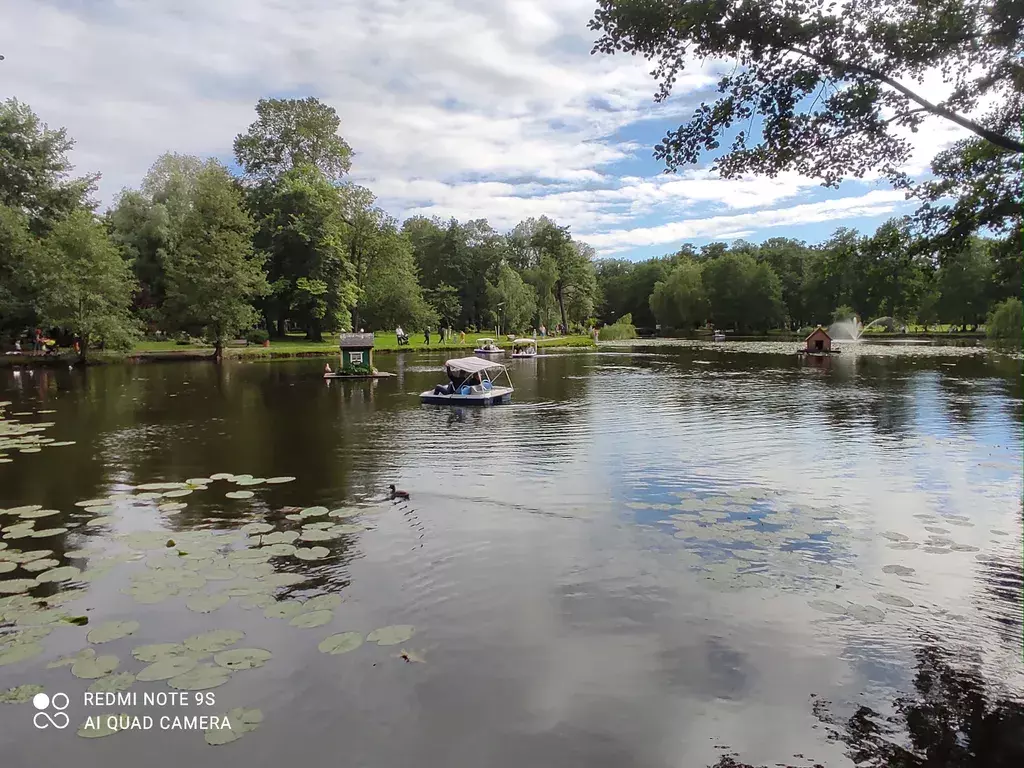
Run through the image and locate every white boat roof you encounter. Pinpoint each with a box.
[446,357,506,374]
[477,337,495,342]
[513,338,536,344]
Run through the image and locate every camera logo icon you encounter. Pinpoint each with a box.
[33,692,70,729]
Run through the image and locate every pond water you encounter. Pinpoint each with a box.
[1,343,1022,768]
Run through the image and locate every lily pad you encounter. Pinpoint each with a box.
[264,601,306,620]
[807,599,848,615]
[318,632,363,655]
[163,489,193,498]
[184,629,245,654]
[132,643,187,662]
[262,543,297,557]
[299,529,336,542]
[329,524,365,535]
[328,508,361,519]
[367,625,415,645]
[213,648,272,670]
[168,663,232,690]
[87,672,136,693]
[205,707,263,746]
[0,578,38,594]
[137,656,198,681]
[225,490,254,500]
[48,648,95,668]
[262,531,299,545]
[18,508,60,519]
[87,620,140,644]
[0,683,45,703]
[241,523,274,536]
[882,564,916,576]
[879,531,909,542]
[72,654,120,679]
[234,478,265,487]
[186,594,230,613]
[305,594,343,611]
[874,593,915,608]
[77,713,125,738]
[299,506,329,518]
[294,546,330,561]
[289,610,332,628]
[35,565,81,583]
[265,476,296,484]
[31,527,69,538]
[847,604,886,623]
[158,502,188,512]
[0,561,16,573]
[0,642,44,666]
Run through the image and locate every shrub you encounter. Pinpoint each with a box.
[987,298,1023,346]
[598,313,638,341]
[831,305,857,323]
[341,362,373,375]
[245,328,270,345]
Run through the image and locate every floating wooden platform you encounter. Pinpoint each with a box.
[323,371,396,379]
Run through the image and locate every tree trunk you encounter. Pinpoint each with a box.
[556,284,567,332]
[307,319,323,342]
[213,339,224,364]
[78,335,88,365]
[276,315,286,338]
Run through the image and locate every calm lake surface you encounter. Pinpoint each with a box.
[2,342,1022,767]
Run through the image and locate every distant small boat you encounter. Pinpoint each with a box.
[713,331,726,342]
[473,337,502,355]
[510,338,537,358]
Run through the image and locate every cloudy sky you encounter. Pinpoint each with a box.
[0,0,970,259]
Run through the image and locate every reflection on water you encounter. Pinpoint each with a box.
[1,346,1021,768]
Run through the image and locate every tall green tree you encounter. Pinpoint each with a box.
[0,98,98,232]
[163,163,268,361]
[233,97,353,183]
[0,204,45,337]
[528,219,597,330]
[486,263,537,334]
[936,240,993,329]
[757,238,811,329]
[702,251,784,332]
[248,166,356,340]
[649,259,707,330]
[857,218,930,323]
[589,0,1023,188]
[106,189,171,319]
[37,209,138,361]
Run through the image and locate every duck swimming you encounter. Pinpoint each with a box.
[389,484,409,500]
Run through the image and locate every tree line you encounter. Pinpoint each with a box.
[0,97,601,361]
[596,224,1021,335]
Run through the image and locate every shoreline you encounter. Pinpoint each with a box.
[0,336,597,368]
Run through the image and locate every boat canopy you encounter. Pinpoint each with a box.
[445,357,506,374]
[513,338,535,345]
[477,338,495,343]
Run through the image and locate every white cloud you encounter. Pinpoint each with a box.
[0,0,956,257]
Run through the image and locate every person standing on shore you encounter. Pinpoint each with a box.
[424,327,430,345]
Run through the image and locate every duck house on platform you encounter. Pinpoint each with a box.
[799,326,840,356]
[338,333,375,369]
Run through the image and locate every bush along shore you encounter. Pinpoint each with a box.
[1,333,596,367]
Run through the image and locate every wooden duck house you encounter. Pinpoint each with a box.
[338,332,375,369]
[799,326,840,355]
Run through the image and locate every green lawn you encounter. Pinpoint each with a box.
[129,332,594,358]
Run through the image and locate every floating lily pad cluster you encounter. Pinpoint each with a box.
[0,401,73,464]
[1,470,418,749]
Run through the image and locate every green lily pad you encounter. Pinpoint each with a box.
[261,572,308,587]
[294,546,330,561]
[299,506,329,518]
[205,707,263,746]
[234,478,265,487]
[232,474,254,482]
[163,489,193,498]
[807,599,848,615]
[31,527,68,537]
[318,632,363,655]
[0,578,38,594]
[367,625,415,645]
[847,604,886,623]
[77,713,126,738]
[262,543,297,557]
[186,594,230,613]
[241,523,274,536]
[879,531,909,542]
[158,502,188,512]
[168,663,232,690]
[265,476,296,484]
[134,492,163,500]
[132,643,187,662]
[8,505,42,514]
[289,610,332,628]
[210,473,235,481]
[330,524,365,535]
[137,656,198,681]
[184,629,245,654]
[213,647,272,670]
[225,491,254,500]
[285,514,303,521]
[882,564,916,576]
[299,529,336,542]
[263,601,306,620]
[18,508,60,519]
[237,593,275,610]
[0,684,45,703]
[262,531,299,545]
[0,561,16,573]
[20,558,60,573]
[36,565,81,583]
[87,620,140,644]
[328,508,361,519]
[87,672,136,693]
[186,478,212,486]
[302,521,334,530]
[874,593,915,608]
[0,642,44,666]
[72,654,119,679]
[230,562,274,579]
[305,594,343,611]
[48,648,96,668]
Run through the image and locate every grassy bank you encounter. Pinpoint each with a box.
[1,333,595,367]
